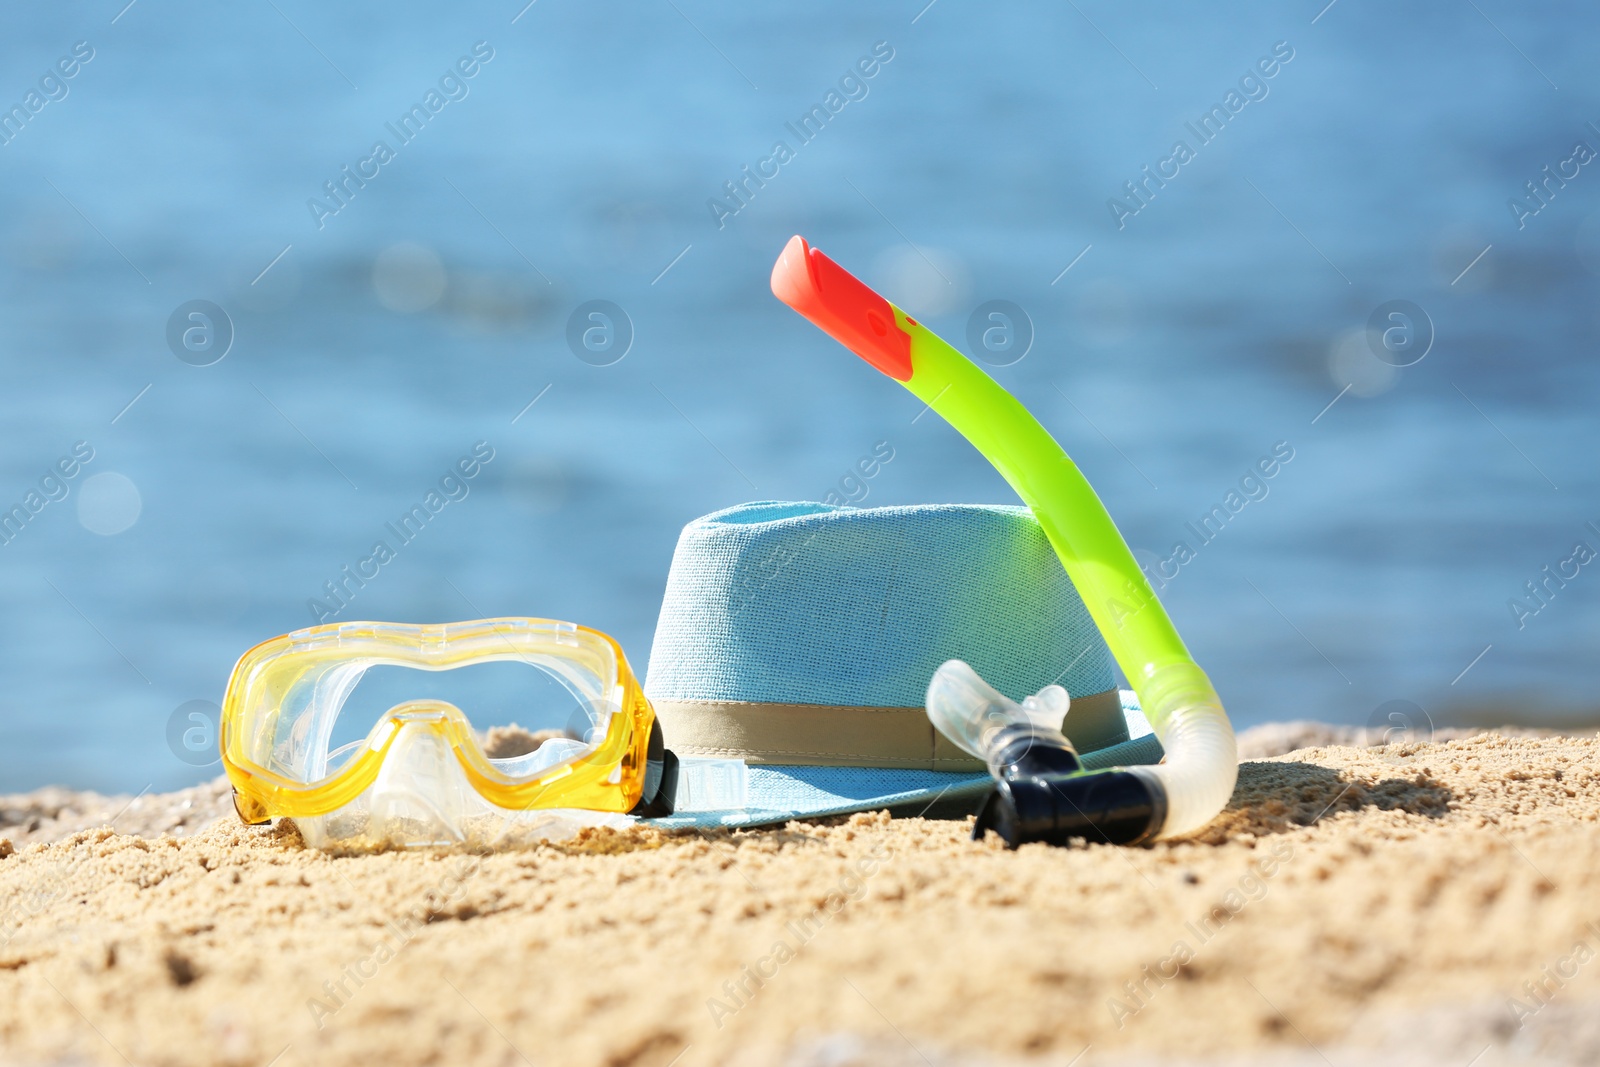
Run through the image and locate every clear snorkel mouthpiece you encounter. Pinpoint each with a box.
[925,660,1078,778]
[927,660,1167,848]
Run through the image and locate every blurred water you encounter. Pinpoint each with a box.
[1,1,1596,793]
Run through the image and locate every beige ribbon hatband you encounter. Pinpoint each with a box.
[651,687,1127,771]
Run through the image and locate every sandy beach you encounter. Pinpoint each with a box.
[3,727,1598,1067]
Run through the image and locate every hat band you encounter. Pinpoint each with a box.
[652,687,1127,771]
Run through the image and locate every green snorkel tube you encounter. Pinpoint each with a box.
[772,236,1237,845]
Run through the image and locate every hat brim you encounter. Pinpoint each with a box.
[645,693,1162,830]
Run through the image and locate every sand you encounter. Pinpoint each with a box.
[2,731,1598,1067]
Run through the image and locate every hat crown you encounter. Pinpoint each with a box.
[644,501,1114,707]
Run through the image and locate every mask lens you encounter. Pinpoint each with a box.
[319,659,610,773]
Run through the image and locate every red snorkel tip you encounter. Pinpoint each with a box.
[771,235,913,381]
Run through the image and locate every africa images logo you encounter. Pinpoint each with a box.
[307,42,495,229]
[307,442,495,623]
[706,41,895,229]
[1107,41,1295,230]
[0,41,95,148]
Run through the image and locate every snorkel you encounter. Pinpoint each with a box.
[771,236,1237,844]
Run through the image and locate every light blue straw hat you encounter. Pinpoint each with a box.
[642,502,1162,829]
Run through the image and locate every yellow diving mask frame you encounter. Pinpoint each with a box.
[220,617,677,849]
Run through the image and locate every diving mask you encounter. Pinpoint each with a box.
[220,618,678,849]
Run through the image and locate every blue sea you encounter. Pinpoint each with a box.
[1,1,1596,793]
